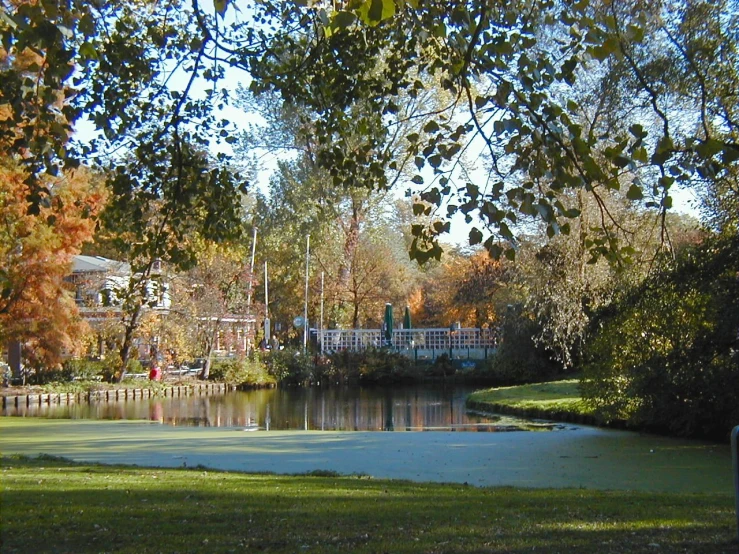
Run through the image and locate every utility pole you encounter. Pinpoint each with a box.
[303,235,310,352]
[246,227,257,308]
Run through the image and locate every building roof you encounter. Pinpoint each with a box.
[72,255,130,275]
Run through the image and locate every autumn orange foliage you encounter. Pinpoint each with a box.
[410,251,509,329]
[0,158,106,368]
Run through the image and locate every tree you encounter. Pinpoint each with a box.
[169,241,254,379]
[5,0,736,261]
[517,194,704,368]
[236,87,423,332]
[246,157,414,334]
[243,0,739,262]
[410,249,510,329]
[0,157,106,371]
[93,144,247,378]
[0,0,268,205]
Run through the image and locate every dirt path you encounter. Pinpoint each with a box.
[0,418,731,493]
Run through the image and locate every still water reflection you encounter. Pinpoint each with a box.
[4,385,521,431]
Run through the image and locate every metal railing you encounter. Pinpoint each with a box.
[320,327,498,354]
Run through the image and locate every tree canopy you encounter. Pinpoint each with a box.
[242,0,738,261]
[4,0,736,261]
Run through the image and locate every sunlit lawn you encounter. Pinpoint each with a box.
[468,379,594,418]
[2,455,735,553]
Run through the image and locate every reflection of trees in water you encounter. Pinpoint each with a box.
[3,386,498,430]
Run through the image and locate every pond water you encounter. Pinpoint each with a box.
[3,385,555,432]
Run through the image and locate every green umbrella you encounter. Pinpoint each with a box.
[403,305,412,330]
[384,303,393,345]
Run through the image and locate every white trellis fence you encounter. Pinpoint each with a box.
[320,327,498,361]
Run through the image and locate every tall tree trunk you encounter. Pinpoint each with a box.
[118,302,142,382]
[200,330,217,380]
[336,204,363,316]
[351,294,360,329]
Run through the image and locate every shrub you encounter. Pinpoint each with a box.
[581,236,739,440]
[126,358,143,375]
[209,357,275,387]
[263,347,315,385]
[329,348,420,385]
[480,308,561,385]
[429,354,455,378]
[31,359,106,384]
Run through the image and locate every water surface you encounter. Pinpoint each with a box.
[3,385,541,431]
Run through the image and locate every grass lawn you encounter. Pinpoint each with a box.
[2,454,735,554]
[467,379,595,420]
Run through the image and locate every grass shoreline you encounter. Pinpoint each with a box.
[2,454,735,554]
[465,378,628,429]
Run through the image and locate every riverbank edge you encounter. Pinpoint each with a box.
[465,398,607,427]
[0,381,247,410]
[464,380,633,431]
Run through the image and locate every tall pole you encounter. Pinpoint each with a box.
[246,227,257,351]
[303,235,310,352]
[320,271,324,353]
[264,261,270,345]
[246,227,257,309]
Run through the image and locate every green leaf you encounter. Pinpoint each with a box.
[466,183,479,201]
[331,11,357,31]
[486,243,503,259]
[41,0,59,18]
[626,184,643,201]
[629,124,647,139]
[423,120,439,134]
[696,138,723,159]
[428,154,442,168]
[356,0,396,26]
[722,145,739,164]
[78,42,97,60]
[651,135,674,165]
[469,227,483,246]
[613,155,631,168]
[79,13,96,37]
[213,0,229,16]
[499,221,513,240]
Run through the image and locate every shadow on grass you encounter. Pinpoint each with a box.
[1,455,735,554]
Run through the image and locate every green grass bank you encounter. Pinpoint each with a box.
[466,378,600,425]
[1,455,735,554]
